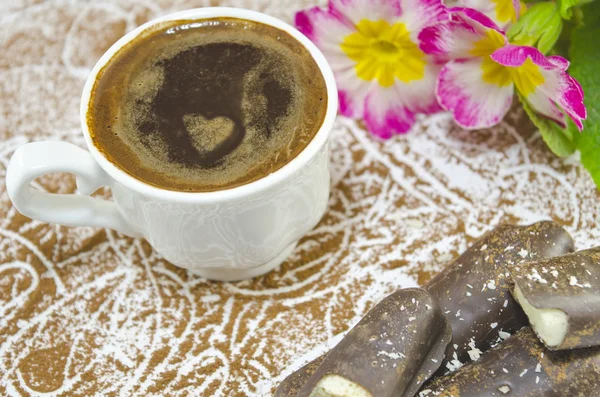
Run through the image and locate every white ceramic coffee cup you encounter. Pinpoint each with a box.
[5,7,337,281]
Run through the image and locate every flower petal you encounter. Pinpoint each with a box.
[490,45,554,69]
[295,7,353,48]
[363,63,441,137]
[522,90,568,128]
[491,45,587,129]
[513,0,522,18]
[336,67,373,118]
[560,75,586,129]
[459,0,520,29]
[523,73,586,130]
[296,7,371,117]
[397,0,448,38]
[419,7,506,61]
[329,0,401,25]
[547,55,570,71]
[436,58,514,129]
[328,0,447,39]
[328,0,402,25]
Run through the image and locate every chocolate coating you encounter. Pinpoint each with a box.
[274,222,575,395]
[419,327,600,396]
[275,357,325,397]
[296,288,452,397]
[511,246,600,350]
[426,221,574,373]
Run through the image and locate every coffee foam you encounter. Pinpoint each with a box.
[89,18,327,192]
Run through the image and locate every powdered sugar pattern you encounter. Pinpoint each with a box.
[0,0,599,396]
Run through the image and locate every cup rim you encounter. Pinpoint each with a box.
[80,7,337,203]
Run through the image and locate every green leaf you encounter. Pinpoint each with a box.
[508,2,563,54]
[518,94,577,157]
[558,0,598,19]
[558,0,578,19]
[570,4,600,187]
[538,17,563,53]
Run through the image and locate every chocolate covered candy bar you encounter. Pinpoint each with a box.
[296,288,452,397]
[511,247,600,350]
[426,221,574,372]
[276,356,325,397]
[419,327,600,396]
[275,222,574,395]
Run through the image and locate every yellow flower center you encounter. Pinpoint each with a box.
[469,29,506,57]
[481,57,545,95]
[492,0,519,24]
[340,19,426,87]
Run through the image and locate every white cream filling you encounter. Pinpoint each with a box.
[513,284,569,347]
[310,375,374,397]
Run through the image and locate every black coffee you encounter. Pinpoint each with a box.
[88,18,327,192]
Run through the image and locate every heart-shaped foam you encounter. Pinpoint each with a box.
[183,113,236,154]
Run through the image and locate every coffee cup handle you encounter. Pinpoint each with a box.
[6,141,139,237]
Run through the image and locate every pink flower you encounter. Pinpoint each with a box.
[457,0,522,29]
[419,8,586,130]
[295,0,448,138]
